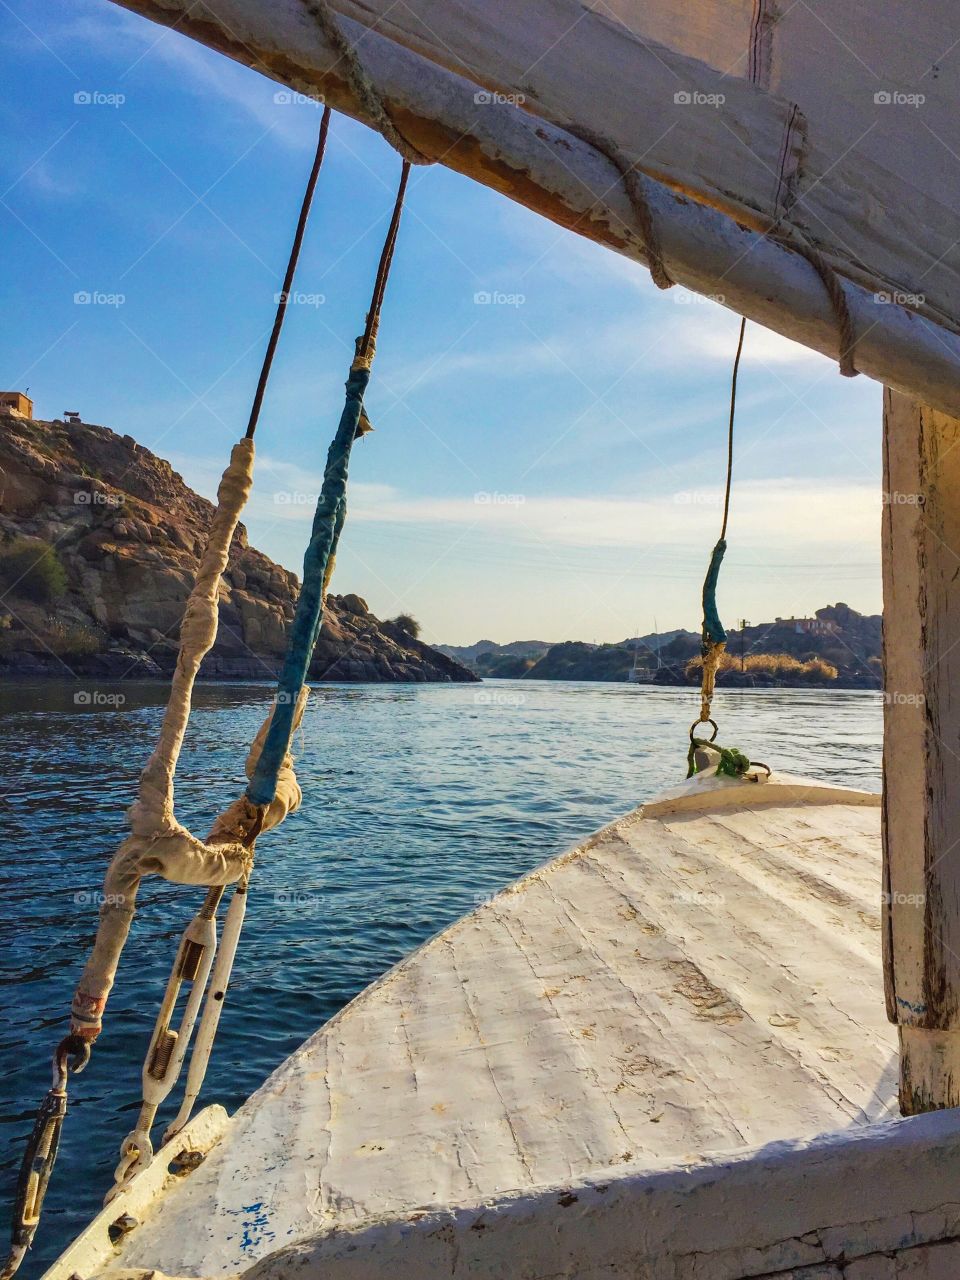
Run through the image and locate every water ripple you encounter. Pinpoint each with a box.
[0,679,881,1273]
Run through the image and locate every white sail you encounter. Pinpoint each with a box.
[109,0,960,415]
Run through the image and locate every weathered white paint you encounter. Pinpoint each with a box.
[43,1106,227,1280]
[642,766,881,817]
[882,390,960,1114]
[48,773,935,1280]
[328,0,960,336]
[180,1108,960,1280]
[106,0,960,419]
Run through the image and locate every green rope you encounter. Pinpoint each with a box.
[699,316,744,655]
[701,538,727,648]
[693,317,746,734]
[687,737,753,780]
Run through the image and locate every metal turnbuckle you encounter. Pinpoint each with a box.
[2,1035,89,1280]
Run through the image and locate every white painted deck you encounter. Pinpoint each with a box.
[57,770,902,1280]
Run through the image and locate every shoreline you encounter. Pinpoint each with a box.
[0,664,880,691]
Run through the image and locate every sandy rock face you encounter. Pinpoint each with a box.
[0,414,476,684]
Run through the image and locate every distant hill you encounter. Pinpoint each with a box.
[623,628,694,650]
[520,641,633,682]
[450,605,881,687]
[437,638,554,676]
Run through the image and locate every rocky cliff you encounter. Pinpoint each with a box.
[0,413,475,683]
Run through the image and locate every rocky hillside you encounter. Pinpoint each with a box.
[453,605,882,687]
[0,413,475,683]
[436,638,553,676]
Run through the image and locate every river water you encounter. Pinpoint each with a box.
[0,679,882,1273]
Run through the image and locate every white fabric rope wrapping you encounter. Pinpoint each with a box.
[69,439,308,1041]
[129,437,257,840]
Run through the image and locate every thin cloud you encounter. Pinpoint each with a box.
[180,454,878,552]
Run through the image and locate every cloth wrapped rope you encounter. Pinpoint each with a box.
[247,358,371,808]
[128,439,255,839]
[699,537,728,724]
[69,439,309,1042]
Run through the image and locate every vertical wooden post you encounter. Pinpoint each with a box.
[883,388,960,1113]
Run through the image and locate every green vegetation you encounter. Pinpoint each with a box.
[524,641,633,682]
[0,537,68,604]
[476,650,537,678]
[686,651,839,682]
[0,618,102,657]
[389,613,422,639]
[46,620,103,656]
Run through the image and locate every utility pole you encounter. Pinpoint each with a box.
[738,619,749,672]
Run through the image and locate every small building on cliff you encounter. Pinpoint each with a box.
[0,391,33,418]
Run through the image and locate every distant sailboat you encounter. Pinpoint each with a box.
[627,620,661,682]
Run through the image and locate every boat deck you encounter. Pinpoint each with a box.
[86,773,891,1278]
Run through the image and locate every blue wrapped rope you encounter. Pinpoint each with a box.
[701,537,727,649]
[247,364,369,806]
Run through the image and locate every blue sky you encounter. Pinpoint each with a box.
[2,0,883,646]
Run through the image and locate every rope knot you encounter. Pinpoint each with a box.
[302,0,434,166]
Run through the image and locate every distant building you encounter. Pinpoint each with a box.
[795,617,837,636]
[772,614,838,636]
[64,410,82,424]
[0,391,33,418]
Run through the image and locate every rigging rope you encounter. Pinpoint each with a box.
[12,150,410,1268]
[247,107,333,437]
[567,125,673,291]
[564,130,855,370]
[770,228,858,377]
[249,160,411,806]
[304,0,858,384]
[112,158,411,1185]
[695,316,745,732]
[301,0,433,167]
[304,0,857,379]
[2,112,334,1280]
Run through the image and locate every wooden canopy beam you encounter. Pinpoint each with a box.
[882,389,960,1114]
[109,0,960,419]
